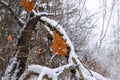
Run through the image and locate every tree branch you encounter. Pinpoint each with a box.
[25,64,78,80]
[39,17,87,79]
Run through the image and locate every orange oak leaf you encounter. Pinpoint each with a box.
[20,0,26,7]
[51,30,69,56]
[7,35,13,42]
[20,0,34,13]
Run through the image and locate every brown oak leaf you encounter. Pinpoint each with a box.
[51,30,69,56]
[20,0,34,13]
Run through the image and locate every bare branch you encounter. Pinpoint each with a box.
[99,0,115,47]
[0,0,24,27]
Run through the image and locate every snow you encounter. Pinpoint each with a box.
[91,71,111,80]
[33,1,54,16]
[49,53,58,62]
[1,50,20,80]
[28,64,110,80]
[17,24,26,38]
[86,0,100,14]
[28,63,73,80]
[20,10,27,19]
[19,70,30,80]
[40,16,110,80]
[1,10,110,79]
[40,16,75,63]
[32,10,54,16]
[0,0,112,79]
[48,2,53,7]
[44,25,53,36]
[5,58,17,74]
[11,60,20,80]
[2,57,18,79]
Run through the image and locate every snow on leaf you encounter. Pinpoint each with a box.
[20,0,34,13]
[51,30,69,56]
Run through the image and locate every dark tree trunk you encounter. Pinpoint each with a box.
[16,16,40,78]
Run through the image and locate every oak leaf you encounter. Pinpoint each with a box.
[7,35,13,42]
[51,30,69,56]
[20,0,34,13]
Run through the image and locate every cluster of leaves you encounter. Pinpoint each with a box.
[20,0,34,12]
[51,30,69,56]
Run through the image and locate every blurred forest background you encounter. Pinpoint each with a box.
[0,0,120,80]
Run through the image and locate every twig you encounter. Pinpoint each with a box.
[72,57,84,80]
[78,57,93,77]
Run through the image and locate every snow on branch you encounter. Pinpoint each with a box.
[39,16,110,80]
[40,17,75,62]
[30,0,54,17]
[2,50,21,80]
[33,10,54,16]
[27,63,78,80]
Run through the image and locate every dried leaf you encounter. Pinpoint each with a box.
[0,56,6,62]
[20,0,26,7]
[32,30,35,34]
[20,0,34,13]
[36,47,41,54]
[26,1,34,12]
[7,35,13,42]
[51,30,69,56]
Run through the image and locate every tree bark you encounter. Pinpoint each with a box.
[16,16,40,78]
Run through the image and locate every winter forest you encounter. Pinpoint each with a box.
[0,0,120,80]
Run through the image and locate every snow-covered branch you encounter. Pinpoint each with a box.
[40,17,75,62]
[39,16,110,80]
[2,50,20,80]
[27,63,79,80]
[33,10,54,16]
[19,63,79,80]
